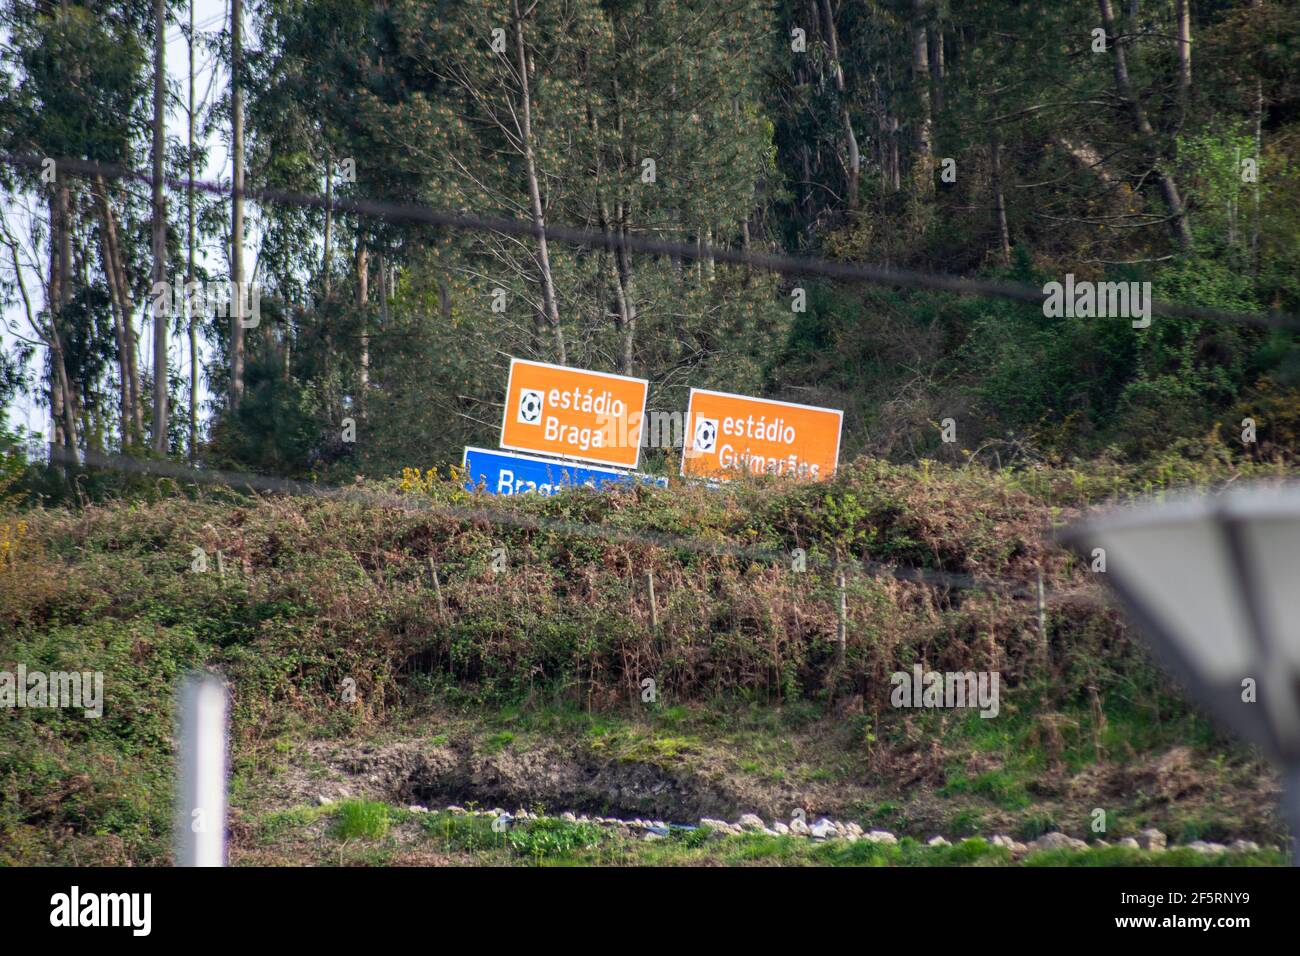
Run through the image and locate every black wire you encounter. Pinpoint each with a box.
[6,152,1297,332]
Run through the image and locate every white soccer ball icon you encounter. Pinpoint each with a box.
[517,388,544,425]
[693,416,718,453]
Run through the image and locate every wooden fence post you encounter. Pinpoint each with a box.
[647,571,658,632]
[836,568,847,665]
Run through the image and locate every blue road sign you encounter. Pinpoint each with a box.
[461,446,666,496]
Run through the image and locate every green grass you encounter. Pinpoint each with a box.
[507,818,605,860]
[1023,845,1287,867]
[942,769,1031,811]
[333,800,391,840]
[585,724,700,764]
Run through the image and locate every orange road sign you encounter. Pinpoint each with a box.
[499,358,649,469]
[681,388,843,481]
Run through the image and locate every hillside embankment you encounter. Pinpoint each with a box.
[1,456,1293,864]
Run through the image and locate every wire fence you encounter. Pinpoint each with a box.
[49,444,1116,610]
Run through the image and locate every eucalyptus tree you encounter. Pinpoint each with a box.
[2,0,150,454]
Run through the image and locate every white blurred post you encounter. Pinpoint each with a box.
[176,673,229,866]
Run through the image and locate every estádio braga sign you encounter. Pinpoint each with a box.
[499,358,649,469]
[682,388,842,481]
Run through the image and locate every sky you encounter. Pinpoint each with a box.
[2,0,241,449]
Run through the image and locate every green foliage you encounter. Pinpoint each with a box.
[506,818,604,859]
[333,800,391,840]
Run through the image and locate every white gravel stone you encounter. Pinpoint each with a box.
[1136,828,1166,851]
[1031,832,1088,852]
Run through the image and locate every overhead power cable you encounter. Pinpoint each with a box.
[4,152,1297,332]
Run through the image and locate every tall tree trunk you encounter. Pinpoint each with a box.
[1251,77,1262,272]
[229,0,246,410]
[121,218,142,441]
[801,143,815,236]
[1097,0,1192,251]
[57,185,79,444]
[1249,0,1263,272]
[95,178,144,442]
[48,187,63,453]
[616,239,637,376]
[740,218,752,281]
[910,0,934,200]
[49,187,80,459]
[1174,0,1191,129]
[588,89,637,373]
[890,116,901,192]
[93,178,134,445]
[820,0,859,210]
[990,136,1011,265]
[322,153,333,295]
[928,19,944,117]
[2,209,73,454]
[151,0,169,453]
[187,0,198,461]
[356,242,369,397]
[612,209,638,375]
[513,0,566,365]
